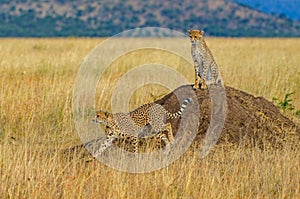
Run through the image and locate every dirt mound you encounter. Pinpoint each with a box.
[156,85,300,148]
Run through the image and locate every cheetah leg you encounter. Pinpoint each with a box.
[149,134,163,150]
[193,69,201,90]
[200,77,207,90]
[95,136,117,157]
[153,123,174,149]
[159,131,173,153]
[159,133,170,146]
[132,137,139,153]
[201,62,208,90]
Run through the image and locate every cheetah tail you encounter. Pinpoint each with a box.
[167,97,192,119]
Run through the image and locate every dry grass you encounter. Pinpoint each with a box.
[0,38,299,198]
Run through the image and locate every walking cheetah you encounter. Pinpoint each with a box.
[188,29,223,90]
[93,98,192,155]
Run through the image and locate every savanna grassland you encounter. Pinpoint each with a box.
[0,38,299,198]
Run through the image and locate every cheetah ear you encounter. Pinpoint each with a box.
[105,111,110,117]
[200,30,204,35]
[188,30,191,34]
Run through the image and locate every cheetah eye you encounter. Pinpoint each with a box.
[96,115,99,118]
[195,35,197,38]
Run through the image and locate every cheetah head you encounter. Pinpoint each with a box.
[188,29,204,43]
[93,110,111,125]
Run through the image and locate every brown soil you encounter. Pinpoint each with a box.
[157,85,300,148]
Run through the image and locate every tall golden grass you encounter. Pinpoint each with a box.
[0,38,299,198]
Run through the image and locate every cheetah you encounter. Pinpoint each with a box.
[93,98,192,155]
[188,29,223,90]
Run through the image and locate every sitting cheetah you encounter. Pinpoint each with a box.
[93,98,192,155]
[188,29,223,90]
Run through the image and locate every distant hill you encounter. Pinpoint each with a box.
[231,0,300,21]
[0,0,300,37]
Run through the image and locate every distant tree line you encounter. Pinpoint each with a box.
[0,1,300,37]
